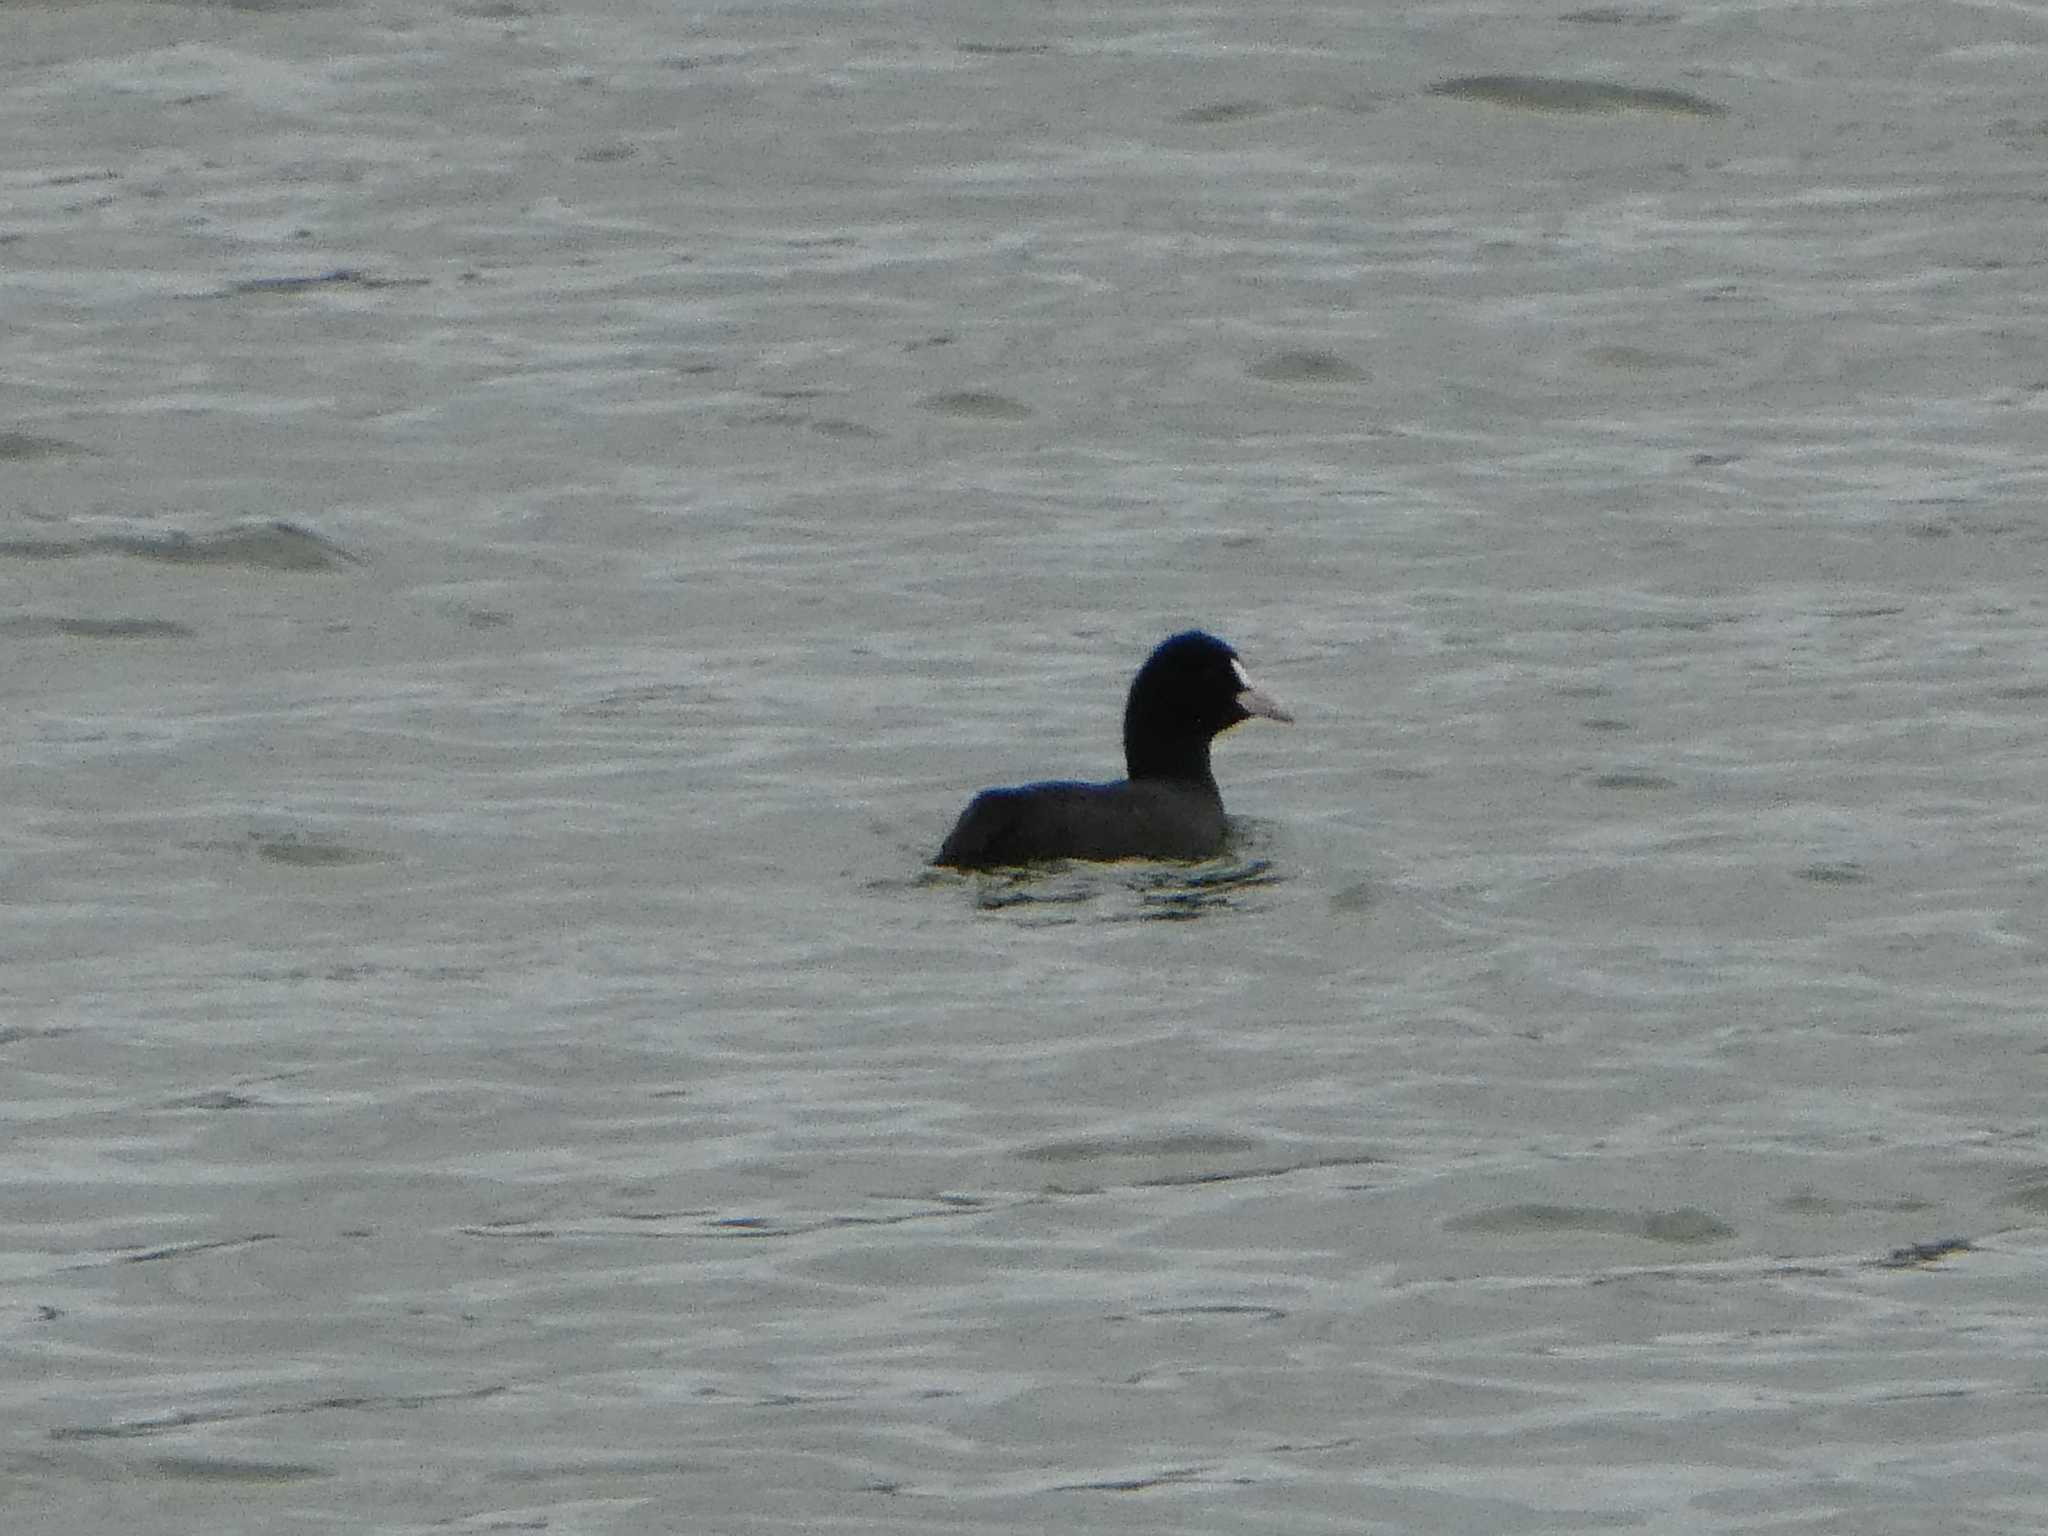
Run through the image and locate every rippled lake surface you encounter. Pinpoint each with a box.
[6,1,2047,1530]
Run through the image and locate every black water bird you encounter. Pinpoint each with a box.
[933,630,1292,869]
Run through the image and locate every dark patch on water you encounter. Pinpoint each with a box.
[572,682,720,719]
[1329,880,1377,913]
[1127,1302,1288,1323]
[1588,768,1674,791]
[1023,1130,1263,1164]
[1052,1465,1212,1493]
[1873,1236,1972,1268]
[0,520,359,572]
[1449,1202,1734,1243]
[149,1455,329,1485]
[52,1385,506,1441]
[252,834,387,868]
[0,615,195,640]
[1427,75,1727,118]
[919,390,1034,421]
[1561,6,1679,24]
[164,1089,267,1111]
[93,1233,281,1268]
[1176,100,1272,126]
[1798,861,1869,885]
[213,268,429,298]
[1247,349,1368,385]
[0,430,90,460]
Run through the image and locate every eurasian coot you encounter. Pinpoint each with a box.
[933,630,1291,869]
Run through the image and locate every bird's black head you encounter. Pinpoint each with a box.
[1122,630,1291,782]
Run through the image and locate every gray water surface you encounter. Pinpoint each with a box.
[6,1,2047,1531]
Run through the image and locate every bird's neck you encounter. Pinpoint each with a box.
[1124,733,1217,786]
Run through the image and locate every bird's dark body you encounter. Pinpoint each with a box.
[934,778,1228,869]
